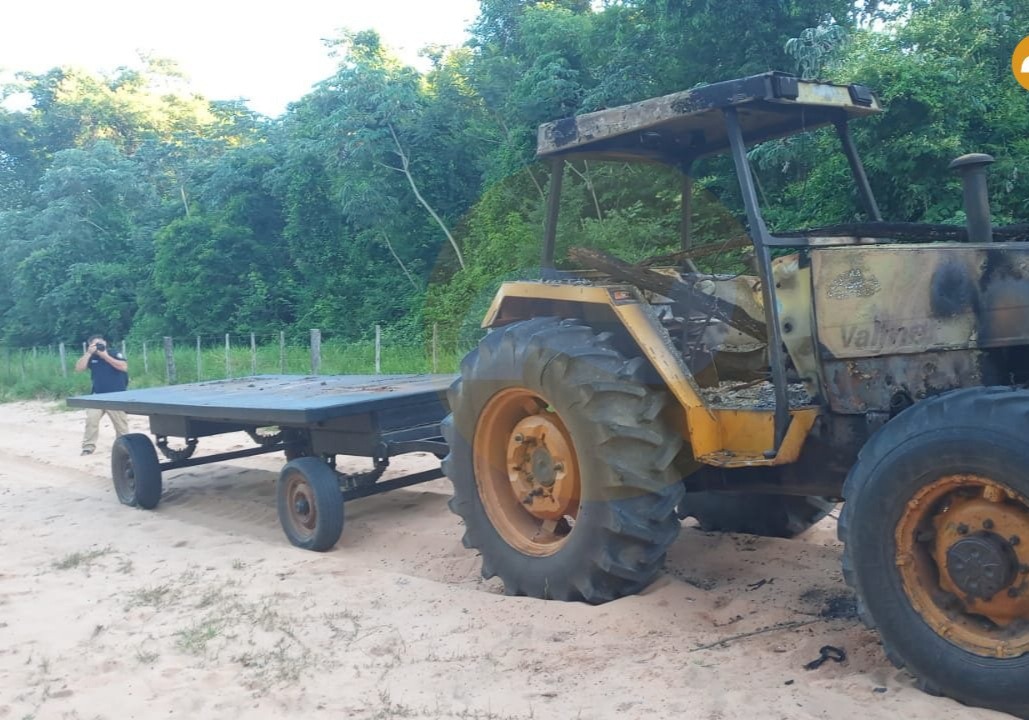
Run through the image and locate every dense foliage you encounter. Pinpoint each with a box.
[1,0,1025,349]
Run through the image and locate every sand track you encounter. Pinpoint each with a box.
[0,400,1009,719]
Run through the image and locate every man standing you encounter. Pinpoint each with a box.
[74,335,129,455]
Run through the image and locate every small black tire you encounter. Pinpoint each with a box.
[681,490,835,538]
[442,317,684,604]
[840,387,1029,717]
[277,457,344,552]
[111,433,163,510]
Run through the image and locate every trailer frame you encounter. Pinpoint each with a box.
[68,373,455,550]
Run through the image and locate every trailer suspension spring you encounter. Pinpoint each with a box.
[337,457,390,491]
[156,436,199,462]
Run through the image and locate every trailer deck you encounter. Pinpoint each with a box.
[68,374,456,551]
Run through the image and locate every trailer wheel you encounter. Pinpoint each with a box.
[680,489,834,538]
[443,317,684,603]
[111,434,163,510]
[277,457,344,551]
[840,387,1029,717]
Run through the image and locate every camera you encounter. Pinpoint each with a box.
[94,342,106,353]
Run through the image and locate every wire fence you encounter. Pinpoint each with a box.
[0,324,479,401]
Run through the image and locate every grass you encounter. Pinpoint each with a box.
[175,619,223,655]
[50,546,112,571]
[125,584,179,610]
[0,334,476,402]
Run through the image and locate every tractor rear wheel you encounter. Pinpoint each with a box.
[442,317,684,603]
[840,387,1029,717]
[681,489,834,538]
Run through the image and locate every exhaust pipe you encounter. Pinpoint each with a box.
[948,153,994,243]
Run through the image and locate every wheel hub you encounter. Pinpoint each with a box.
[897,473,1029,658]
[531,447,557,487]
[946,532,1018,599]
[507,414,576,521]
[286,479,317,534]
[932,491,1029,629]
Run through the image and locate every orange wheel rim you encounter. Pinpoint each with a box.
[896,474,1029,657]
[473,387,581,556]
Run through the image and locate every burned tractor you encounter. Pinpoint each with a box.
[441,72,1029,715]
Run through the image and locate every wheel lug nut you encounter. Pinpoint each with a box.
[514,434,524,444]
[1021,564,1029,574]
[983,518,995,530]
[957,523,970,535]
[1010,536,1021,546]
[554,463,564,473]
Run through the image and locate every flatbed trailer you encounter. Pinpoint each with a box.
[67,374,455,550]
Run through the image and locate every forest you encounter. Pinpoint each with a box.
[1,0,1027,353]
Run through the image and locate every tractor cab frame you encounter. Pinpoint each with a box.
[537,71,883,452]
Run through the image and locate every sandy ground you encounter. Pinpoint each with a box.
[0,400,1010,720]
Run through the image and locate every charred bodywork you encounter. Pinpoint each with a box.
[482,71,1029,482]
[812,245,1029,413]
[450,71,1029,716]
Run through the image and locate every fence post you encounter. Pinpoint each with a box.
[163,336,177,384]
[196,336,202,381]
[20,349,26,380]
[143,341,149,374]
[32,346,37,359]
[121,340,126,357]
[432,323,438,373]
[225,334,231,378]
[250,332,257,375]
[310,329,321,375]
[279,331,286,374]
[59,342,68,378]
[375,324,381,374]
[82,341,87,354]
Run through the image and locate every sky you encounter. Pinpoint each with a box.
[1,0,481,116]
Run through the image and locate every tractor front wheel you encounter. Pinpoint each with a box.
[841,387,1029,717]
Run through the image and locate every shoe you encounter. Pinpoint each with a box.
[81,448,94,455]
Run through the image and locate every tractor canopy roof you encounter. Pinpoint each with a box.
[536,72,881,166]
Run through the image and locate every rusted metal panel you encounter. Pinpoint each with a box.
[812,243,1029,361]
[822,350,983,414]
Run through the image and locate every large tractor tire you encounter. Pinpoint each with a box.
[680,489,835,538]
[442,317,684,604]
[840,387,1029,717]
